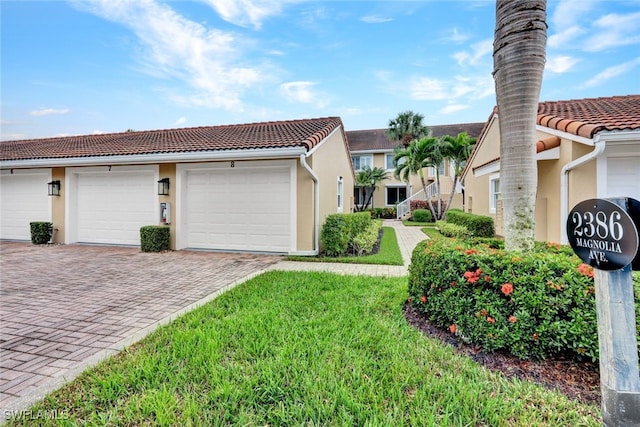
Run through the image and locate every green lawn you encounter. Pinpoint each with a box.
[402,219,435,227]
[286,226,403,265]
[9,271,600,426]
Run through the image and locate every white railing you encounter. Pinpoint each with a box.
[396,182,438,219]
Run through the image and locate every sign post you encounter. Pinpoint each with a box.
[567,198,640,426]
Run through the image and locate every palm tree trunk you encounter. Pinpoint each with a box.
[445,175,458,220]
[493,0,546,251]
[419,170,438,220]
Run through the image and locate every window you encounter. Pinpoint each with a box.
[489,174,500,213]
[337,177,344,212]
[386,186,407,206]
[385,154,394,170]
[353,187,369,208]
[352,155,373,171]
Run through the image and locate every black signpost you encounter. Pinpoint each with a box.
[567,198,640,426]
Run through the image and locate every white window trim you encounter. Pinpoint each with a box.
[352,154,373,171]
[385,184,408,207]
[489,173,500,214]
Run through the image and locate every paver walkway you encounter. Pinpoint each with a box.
[0,220,427,421]
[271,219,427,276]
[0,245,279,419]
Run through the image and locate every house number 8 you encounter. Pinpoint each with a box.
[230,161,235,168]
[571,210,624,241]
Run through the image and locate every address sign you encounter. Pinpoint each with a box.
[567,198,639,271]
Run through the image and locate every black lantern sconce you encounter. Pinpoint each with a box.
[48,180,61,196]
[157,178,170,196]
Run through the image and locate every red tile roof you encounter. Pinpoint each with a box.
[537,94,640,138]
[0,117,345,161]
[347,122,485,151]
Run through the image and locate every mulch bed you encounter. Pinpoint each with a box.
[403,303,601,406]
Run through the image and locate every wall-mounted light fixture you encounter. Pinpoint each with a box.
[48,180,61,196]
[157,178,170,196]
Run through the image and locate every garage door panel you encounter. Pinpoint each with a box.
[1,172,51,240]
[185,165,292,252]
[76,171,156,245]
[608,157,640,200]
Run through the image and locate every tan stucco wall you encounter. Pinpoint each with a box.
[51,167,65,244]
[463,117,600,243]
[298,128,354,252]
[158,163,177,249]
[296,161,315,251]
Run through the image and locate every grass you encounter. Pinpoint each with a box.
[9,271,600,426]
[402,219,435,227]
[286,226,403,265]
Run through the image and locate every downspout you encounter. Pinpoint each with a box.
[560,135,605,243]
[299,153,320,255]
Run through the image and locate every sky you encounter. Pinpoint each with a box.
[2,0,640,141]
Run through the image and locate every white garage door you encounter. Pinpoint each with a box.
[0,170,51,240]
[185,164,292,252]
[607,157,640,200]
[76,170,156,245]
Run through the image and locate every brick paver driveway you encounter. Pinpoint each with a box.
[0,242,279,417]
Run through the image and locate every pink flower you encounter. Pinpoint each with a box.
[449,324,457,334]
[487,317,495,324]
[508,316,517,323]
[420,295,427,304]
[501,283,513,296]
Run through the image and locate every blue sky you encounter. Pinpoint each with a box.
[2,0,640,141]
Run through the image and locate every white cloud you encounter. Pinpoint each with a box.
[29,108,70,116]
[201,0,300,29]
[442,27,471,44]
[92,130,105,134]
[545,55,580,73]
[72,0,266,111]
[550,0,598,29]
[452,39,492,67]
[585,12,640,52]
[360,15,393,24]
[583,57,640,88]
[175,116,187,126]
[441,104,470,115]
[547,26,585,49]
[409,74,493,102]
[280,81,328,107]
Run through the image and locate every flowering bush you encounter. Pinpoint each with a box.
[408,238,600,361]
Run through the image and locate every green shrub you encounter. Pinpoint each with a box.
[408,238,599,361]
[412,209,432,223]
[445,209,494,237]
[320,212,373,257]
[435,220,472,239]
[351,220,382,256]
[30,221,53,244]
[140,226,171,252]
[369,207,396,219]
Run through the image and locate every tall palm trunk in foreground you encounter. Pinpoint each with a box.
[493,0,547,251]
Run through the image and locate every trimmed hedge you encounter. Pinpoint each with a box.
[351,220,382,256]
[435,220,471,239]
[140,225,171,252]
[320,212,372,256]
[408,238,599,361]
[445,209,494,237]
[369,207,396,219]
[412,209,432,223]
[30,221,53,244]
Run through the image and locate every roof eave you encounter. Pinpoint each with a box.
[0,146,308,169]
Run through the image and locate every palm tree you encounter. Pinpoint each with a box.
[441,132,476,219]
[386,111,430,147]
[354,166,389,211]
[393,137,441,220]
[493,0,547,251]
